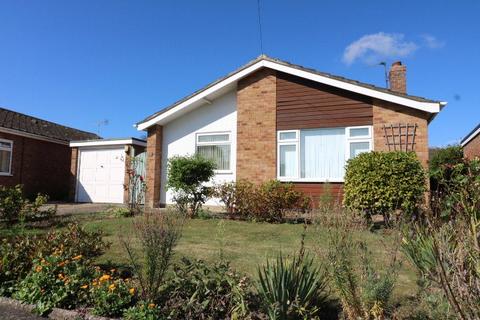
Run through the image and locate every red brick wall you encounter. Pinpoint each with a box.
[145,125,163,208]
[236,68,277,183]
[0,132,71,200]
[464,133,480,160]
[372,99,430,169]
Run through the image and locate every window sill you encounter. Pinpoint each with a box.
[214,170,233,175]
[0,173,13,176]
[277,178,344,183]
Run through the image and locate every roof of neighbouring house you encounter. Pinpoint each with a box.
[136,55,447,130]
[461,123,480,147]
[0,107,100,143]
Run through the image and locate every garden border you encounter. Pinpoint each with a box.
[0,297,117,320]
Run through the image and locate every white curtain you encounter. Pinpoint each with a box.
[197,145,230,170]
[301,128,345,180]
[279,144,297,177]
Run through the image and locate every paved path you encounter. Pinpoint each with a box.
[0,304,42,320]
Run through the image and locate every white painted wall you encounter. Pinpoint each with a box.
[161,90,237,205]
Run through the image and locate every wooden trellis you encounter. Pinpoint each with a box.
[382,123,417,151]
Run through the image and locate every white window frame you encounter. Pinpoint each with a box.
[277,126,373,182]
[277,130,300,180]
[0,138,13,176]
[196,131,232,174]
[346,126,373,161]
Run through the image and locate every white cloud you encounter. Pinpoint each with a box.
[421,34,446,49]
[342,32,418,65]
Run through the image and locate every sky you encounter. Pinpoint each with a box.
[0,0,479,146]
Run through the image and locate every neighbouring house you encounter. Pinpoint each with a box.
[136,55,446,208]
[69,138,146,204]
[0,107,99,200]
[461,123,480,159]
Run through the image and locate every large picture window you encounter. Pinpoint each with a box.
[196,132,231,172]
[0,139,13,175]
[277,126,372,182]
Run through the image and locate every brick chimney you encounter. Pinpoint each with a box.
[389,61,406,93]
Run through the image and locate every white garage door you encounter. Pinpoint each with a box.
[76,147,125,203]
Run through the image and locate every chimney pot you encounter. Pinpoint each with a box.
[389,61,407,93]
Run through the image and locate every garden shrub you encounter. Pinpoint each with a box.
[167,155,215,217]
[123,301,162,320]
[215,180,310,222]
[0,235,40,295]
[121,210,183,303]
[402,159,480,320]
[14,253,94,315]
[343,151,426,222]
[325,212,400,320]
[429,144,464,173]
[90,271,137,317]
[257,251,329,319]
[160,257,253,319]
[0,185,56,225]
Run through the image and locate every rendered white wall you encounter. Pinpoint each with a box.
[161,90,237,205]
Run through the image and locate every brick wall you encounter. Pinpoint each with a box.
[0,132,71,200]
[464,133,480,160]
[145,125,163,208]
[236,68,277,183]
[372,99,430,169]
[69,147,78,201]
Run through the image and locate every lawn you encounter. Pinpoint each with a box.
[1,212,419,299]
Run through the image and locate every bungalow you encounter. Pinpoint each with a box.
[461,123,480,159]
[136,55,446,208]
[0,107,99,200]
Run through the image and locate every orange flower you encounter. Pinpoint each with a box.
[72,255,83,261]
[148,303,156,309]
[80,284,88,289]
[108,283,116,292]
[35,265,42,272]
[99,274,111,282]
[58,273,64,279]
[92,280,98,287]
[129,288,135,295]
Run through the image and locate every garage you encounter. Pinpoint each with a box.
[70,138,146,204]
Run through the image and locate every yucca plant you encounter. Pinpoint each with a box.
[257,251,328,319]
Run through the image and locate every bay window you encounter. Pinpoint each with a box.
[196,132,231,172]
[277,126,372,182]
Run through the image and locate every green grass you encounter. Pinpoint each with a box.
[1,212,419,299]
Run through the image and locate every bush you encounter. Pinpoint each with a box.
[123,302,162,320]
[402,159,480,320]
[215,180,310,222]
[343,151,426,223]
[14,254,94,315]
[257,252,328,319]
[429,145,464,173]
[121,210,183,303]
[0,222,109,296]
[0,185,56,225]
[0,236,40,295]
[325,211,400,320]
[90,271,137,317]
[160,257,253,319]
[167,155,215,217]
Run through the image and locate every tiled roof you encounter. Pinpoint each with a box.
[0,107,100,142]
[138,55,441,125]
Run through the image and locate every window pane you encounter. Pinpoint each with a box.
[279,145,297,177]
[349,127,369,137]
[350,142,370,158]
[196,145,230,170]
[0,150,10,173]
[279,132,296,140]
[301,128,345,179]
[198,134,229,143]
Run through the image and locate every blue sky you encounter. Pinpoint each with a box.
[0,0,478,146]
